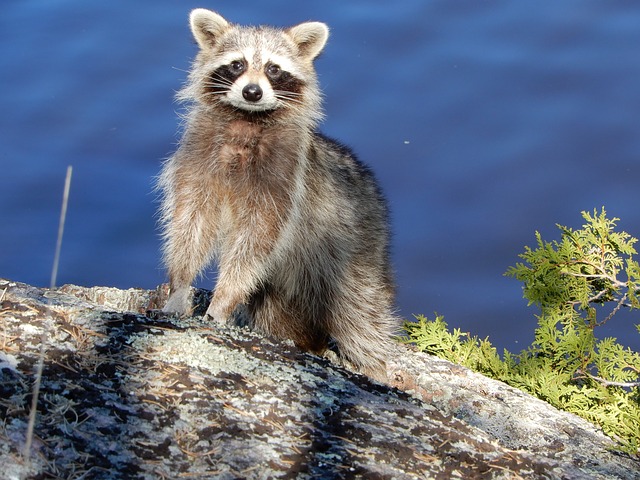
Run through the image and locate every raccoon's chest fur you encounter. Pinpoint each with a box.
[218,119,289,168]
[195,117,307,246]
[208,118,305,195]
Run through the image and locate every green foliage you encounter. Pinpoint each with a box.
[403,208,640,455]
[506,208,640,316]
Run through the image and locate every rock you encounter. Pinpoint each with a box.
[0,278,638,479]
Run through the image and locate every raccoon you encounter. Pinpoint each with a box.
[157,8,397,381]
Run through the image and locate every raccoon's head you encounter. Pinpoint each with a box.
[183,9,328,121]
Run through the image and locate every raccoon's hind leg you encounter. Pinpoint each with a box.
[247,286,329,353]
[332,314,397,382]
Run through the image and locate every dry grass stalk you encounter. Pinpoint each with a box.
[50,165,73,290]
[24,165,73,463]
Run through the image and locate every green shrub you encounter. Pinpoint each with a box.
[403,208,640,454]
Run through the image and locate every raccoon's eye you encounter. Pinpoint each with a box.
[229,60,245,74]
[266,63,282,79]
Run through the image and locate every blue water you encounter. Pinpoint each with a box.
[1,1,639,352]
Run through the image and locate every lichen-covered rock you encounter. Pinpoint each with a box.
[0,279,638,479]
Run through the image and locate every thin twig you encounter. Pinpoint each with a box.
[577,369,640,388]
[51,165,73,289]
[597,293,628,327]
[565,270,626,289]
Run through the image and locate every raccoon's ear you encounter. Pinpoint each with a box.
[286,22,329,61]
[189,9,230,49]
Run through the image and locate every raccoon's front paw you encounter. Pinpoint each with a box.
[204,302,230,324]
[163,286,193,317]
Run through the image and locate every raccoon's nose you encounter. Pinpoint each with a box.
[242,84,263,102]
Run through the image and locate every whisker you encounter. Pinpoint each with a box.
[274,91,305,106]
[201,76,234,94]
[202,91,228,99]
[202,83,232,90]
[274,89,303,96]
[273,90,304,100]
[274,89,303,97]
[200,75,234,91]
